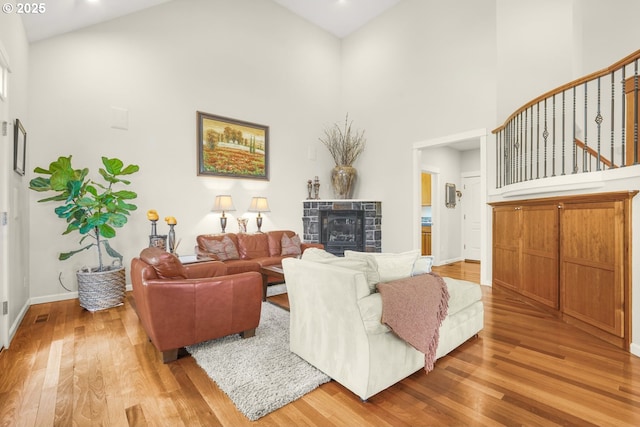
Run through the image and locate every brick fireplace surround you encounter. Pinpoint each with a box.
[302,200,382,256]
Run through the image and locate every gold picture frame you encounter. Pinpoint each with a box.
[196,111,269,180]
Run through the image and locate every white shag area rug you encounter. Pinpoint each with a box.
[186,301,330,421]
[266,283,287,297]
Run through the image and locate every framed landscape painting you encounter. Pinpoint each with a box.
[197,111,269,180]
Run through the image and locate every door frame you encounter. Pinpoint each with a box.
[0,39,10,350]
[412,128,490,285]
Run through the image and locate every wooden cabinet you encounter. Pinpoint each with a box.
[421,226,431,255]
[491,191,636,350]
[421,173,431,205]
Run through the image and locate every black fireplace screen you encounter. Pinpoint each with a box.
[320,210,364,256]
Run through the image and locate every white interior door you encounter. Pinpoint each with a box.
[462,175,481,261]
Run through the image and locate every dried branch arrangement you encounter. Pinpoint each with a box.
[319,114,366,166]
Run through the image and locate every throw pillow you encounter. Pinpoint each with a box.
[203,235,240,261]
[139,247,188,279]
[344,250,420,282]
[412,256,434,276]
[301,247,337,261]
[302,248,380,293]
[281,234,302,256]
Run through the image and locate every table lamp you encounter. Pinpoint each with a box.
[212,195,236,232]
[248,197,270,232]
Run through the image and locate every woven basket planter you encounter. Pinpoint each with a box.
[77,266,126,312]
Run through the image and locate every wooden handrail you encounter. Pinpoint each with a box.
[493,49,640,134]
[574,138,617,169]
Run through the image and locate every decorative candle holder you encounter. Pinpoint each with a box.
[313,176,320,199]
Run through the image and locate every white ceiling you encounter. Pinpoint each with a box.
[21,0,401,43]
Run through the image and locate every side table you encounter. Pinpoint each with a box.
[260,265,285,301]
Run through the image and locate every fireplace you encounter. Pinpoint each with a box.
[303,200,381,256]
[320,210,364,256]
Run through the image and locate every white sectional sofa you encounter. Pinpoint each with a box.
[282,251,484,400]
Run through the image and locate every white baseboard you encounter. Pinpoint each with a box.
[8,299,30,347]
[30,291,78,305]
[29,284,133,306]
[434,256,464,266]
[630,342,640,358]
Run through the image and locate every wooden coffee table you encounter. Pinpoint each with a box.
[260,265,285,301]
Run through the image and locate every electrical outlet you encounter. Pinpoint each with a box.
[2,301,7,315]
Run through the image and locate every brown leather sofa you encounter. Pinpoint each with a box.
[195,230,323,276]
[131,247,262,363]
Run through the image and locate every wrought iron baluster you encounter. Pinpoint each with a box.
[621,66,626,166]
[562,90,566,175]
[518,113,522,183]
[543,98,549,178]
[635,60,639,164]
[610,70,615,169]
[536,103,540,179]
[595,77,603,171]
[573,86,577,173]
[524,109,528,181]
[583,82,588,172]
[506,122,511,185]
[552,94,556,176]
[530,105,534,180]
[498,131,502,188]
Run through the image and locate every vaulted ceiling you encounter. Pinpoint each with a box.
[20,0,401,42]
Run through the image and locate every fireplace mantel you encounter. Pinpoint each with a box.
[302,200,382,255]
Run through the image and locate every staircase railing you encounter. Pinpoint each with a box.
[493,49,640,189]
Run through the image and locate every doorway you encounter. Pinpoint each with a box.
[412,128,489,284]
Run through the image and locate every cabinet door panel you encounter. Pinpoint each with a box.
[521,205,559,308]
[493,207,521,290]
[562,262,620,335]
[560,201,624,337]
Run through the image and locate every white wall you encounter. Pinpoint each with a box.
[340,0,497,252]
[0,9,30,345]
[496,0,575,121]
[27,0,341,300]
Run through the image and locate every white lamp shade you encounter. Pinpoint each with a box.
[248,197,270,213]
[212,195,236,212]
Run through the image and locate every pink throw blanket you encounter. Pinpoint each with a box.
[378,273,449,372]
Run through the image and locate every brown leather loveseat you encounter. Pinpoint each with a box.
[131,247,262,363]
[195,230,322,276]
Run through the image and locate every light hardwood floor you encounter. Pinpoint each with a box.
[1,262,640,426]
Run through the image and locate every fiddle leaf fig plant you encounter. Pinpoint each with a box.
[29,155,139,272]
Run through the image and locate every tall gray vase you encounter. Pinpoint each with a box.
[331,165,357,199]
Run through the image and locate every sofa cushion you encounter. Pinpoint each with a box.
[222,259,261,275]
[281,234,302,256]
[203,235,240,261]
[267,230,296,256]
[302,248,380,293]
[345,250,420,282]
[139,247,188,279]
[237,233,270,259]
[443,277,483,315]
